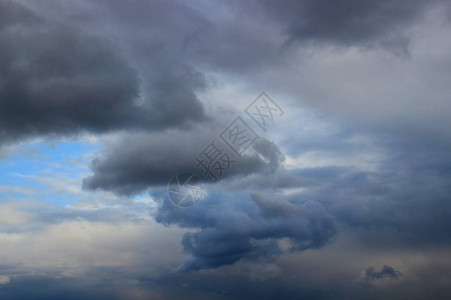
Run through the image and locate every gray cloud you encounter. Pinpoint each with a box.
[0,1,207,146]
[156,192,336,272]
[82,127,297,195]
[240,0,446,55]
[2,0,449,147]
[364,265,402,280]
[289,147,451,247]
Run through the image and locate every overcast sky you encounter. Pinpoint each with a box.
[1,0,451,299]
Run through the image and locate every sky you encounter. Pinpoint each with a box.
[1,0,451,299]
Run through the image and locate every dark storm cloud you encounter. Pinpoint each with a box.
[95,0,211,127]
[82,128,299,195]
[364,265,402,280]
[242,0,444,54]
[0,1,206,145]
[291,145,451,247]
[156,192,336,272]
[1,0,447,145]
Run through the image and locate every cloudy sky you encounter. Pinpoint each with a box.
[1,0,451,299]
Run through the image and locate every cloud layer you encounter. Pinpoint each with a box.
[2,0,451,299]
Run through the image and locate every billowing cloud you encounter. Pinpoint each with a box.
[155,192,336,272]
[0,1,207,146]
[82,125,304,195]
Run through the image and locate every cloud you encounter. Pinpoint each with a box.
[82,127,298,195]
[364,265,402,280]
[0,1,207,146]
[239,0,448,55]
[155,192,336,272]
[292,155,451,247]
